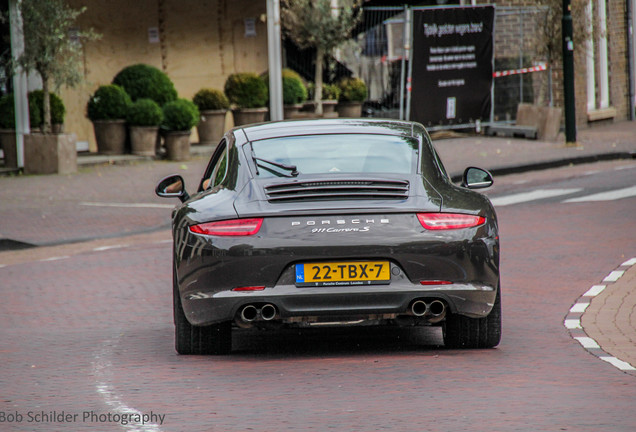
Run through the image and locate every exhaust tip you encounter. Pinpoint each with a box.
[410,300,428,317]
[429,300,446,317]
[240,305,258,322]
[260,304,277,321]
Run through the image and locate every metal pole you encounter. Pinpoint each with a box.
[405,7,413,121]
[399,5,408,120]
[8,0,30,168]
[562,0,576,143]
[519,11,524,106]
[627,0,635,120]
[267,0,283,121]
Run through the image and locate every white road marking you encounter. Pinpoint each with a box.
[569,303,590,313]
[622,258,636,266]
[604,270,625,282]
[583,285,606,297]
[489,188,582,206]
[80,202,175,209]
[614,165,636,171]
[564,319,581,329]
[92,337,163,431]
[39,256,70,262]
[599,356,636,371]
[574,337,600,349]
[93,245,128,252]
[583,170,601,176]
[562,185,636,203]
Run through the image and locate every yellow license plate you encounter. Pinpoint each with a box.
[296,261,391,287]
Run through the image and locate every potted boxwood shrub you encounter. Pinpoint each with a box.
[0,93,42,169]
[281,69,307,119]
[224,72,268,126]
[0,94,19,169]
[307,83,341,117]
[161,98,199,161]
[337,77,367,117]
[86,84,131,155]
[28,90,66,133]
[126,98,162,156]
[192,88,229,145]
[321,83,341,116]
[112,64,178,107]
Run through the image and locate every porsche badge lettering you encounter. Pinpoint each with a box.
[291,218,389,234]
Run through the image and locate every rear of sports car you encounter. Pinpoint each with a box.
[168,120,501,354]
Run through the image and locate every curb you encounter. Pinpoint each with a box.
[564,258,636,377]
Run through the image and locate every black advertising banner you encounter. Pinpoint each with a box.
[410,6,494,127]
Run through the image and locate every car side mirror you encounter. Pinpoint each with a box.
[462,167,493,189]
[156,174,190,202]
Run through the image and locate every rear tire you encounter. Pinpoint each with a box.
[173,266,232,355]
[443,285,501,349]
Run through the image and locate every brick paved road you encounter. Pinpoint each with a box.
[1,161,635,431]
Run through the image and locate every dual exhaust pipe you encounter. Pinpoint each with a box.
[410,299,446,319]
[239,303,277,323]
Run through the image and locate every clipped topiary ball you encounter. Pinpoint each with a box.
[162,98,200,131]
[338,77,368,102]
[281,69,307,105]
[0,93,43,129]
[193,88,230,111]
[224,73,268,109]
[126,98,163,127]
[87,85,132,121]
[322,83,341,101]
[113,64,178,106]
[28,90,66,125]
[0,94,16,129]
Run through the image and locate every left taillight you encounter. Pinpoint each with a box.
[189,218,263,236]
[417,213,485,230]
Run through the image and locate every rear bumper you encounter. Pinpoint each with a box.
[182,281,497,326]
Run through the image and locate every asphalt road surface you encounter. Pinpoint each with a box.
[1,160,635,431]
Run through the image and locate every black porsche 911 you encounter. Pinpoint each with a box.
[156,119,501,354]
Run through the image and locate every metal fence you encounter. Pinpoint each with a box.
[318,5,552,127]
[492,6,550,123]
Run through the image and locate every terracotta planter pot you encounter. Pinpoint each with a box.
[322,100,338,114]
[164,131,191,161]
[23,132,77,175]
[130,126,159,156]
[283,104,304,119]
[197,110,227,145]
[336,101,363,118]
[232,107,268,126]
[93,119,127,155]
[0,129,18,168]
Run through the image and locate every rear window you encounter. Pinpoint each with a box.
[250,134,418,178]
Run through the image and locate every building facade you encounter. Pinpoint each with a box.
[2,0,634,153]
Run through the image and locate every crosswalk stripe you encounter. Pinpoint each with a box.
[562,185,636,203]
[80,202,175,209]
[489,188,582,206]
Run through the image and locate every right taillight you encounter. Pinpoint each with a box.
[417,213,485,230]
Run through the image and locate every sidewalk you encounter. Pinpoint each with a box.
[0,119,634,372]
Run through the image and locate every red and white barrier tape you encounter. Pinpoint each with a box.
[493,63,547,78]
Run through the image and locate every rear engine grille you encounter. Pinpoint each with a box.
[264,179,410,202]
